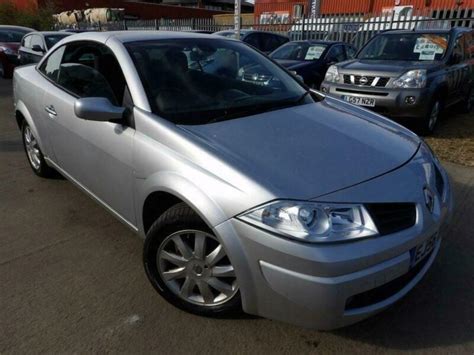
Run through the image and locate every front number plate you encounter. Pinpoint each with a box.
[343,95,376,107]
[410,233,438,267]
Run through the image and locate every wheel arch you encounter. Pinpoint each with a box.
[15,100,45,150]
[138,171,229,237]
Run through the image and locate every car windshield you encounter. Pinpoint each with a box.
[271,42,327,61]
[358,33,450,61]
[44,33,70,49]
[0,30,28,43]
[126,38,313,125]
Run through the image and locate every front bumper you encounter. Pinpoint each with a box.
[320,81,432,119]
[214,148,453,330]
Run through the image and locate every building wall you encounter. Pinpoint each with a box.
[255,0,474,21]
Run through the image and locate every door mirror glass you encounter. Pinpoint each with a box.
[74,97,125,122]
[32,44,44,53]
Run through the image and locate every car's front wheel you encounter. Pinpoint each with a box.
[143,203,241,317]
[21,121,56,178]
[421,99,441,136]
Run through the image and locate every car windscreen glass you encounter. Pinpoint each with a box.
[271,43,327,61]
[0,30,28,43]
[358,33,450,61]
[126,38,312,125]
[44,34,70,49]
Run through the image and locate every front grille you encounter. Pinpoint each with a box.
[365,203,416,236]
[343,74,390,87]
[345,248,433,311]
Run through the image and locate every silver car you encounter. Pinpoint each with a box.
[13,31,453,330]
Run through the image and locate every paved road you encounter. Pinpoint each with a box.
[1,78,473,354]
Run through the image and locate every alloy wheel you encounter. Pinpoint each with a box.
[157,230,238,306]
[24,126,41,170]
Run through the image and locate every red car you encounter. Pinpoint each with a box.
[0,25,34,78]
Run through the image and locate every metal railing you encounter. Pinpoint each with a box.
[56,7,473,48]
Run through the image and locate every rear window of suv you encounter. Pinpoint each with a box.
[358,33,449,61]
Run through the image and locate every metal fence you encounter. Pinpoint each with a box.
[57,7,473,48]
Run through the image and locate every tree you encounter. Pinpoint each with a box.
[0,0,57,30]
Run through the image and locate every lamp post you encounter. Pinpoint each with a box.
[234,0,241,39]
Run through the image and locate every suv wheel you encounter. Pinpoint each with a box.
[143,203,241,317]
[22,121,55,178]
[421,99,441,136]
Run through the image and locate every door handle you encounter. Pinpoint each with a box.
[45,105,57,116]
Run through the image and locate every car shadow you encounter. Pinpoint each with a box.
[328,171,474,350]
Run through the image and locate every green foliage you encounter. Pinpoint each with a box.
[0,0,56,31]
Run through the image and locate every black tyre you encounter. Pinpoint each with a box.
[143,203,241,317]
[420,99,442,136]
[21,121,56,178]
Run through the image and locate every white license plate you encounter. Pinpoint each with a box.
[410,234,438,267]
[343,95,376,107]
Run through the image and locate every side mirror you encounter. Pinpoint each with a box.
[32,44,45,53]
[74,97,125,122]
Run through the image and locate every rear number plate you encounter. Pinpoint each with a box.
[343,96,376,107]
[410,234,438,267]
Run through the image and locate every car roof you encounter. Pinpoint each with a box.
[380,27,471,35]
[24,31,72,37]
[0,25,35,32]
[59,30,237,45]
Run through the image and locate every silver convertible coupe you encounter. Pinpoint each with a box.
[13,31,453,329]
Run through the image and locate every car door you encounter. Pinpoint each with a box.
[38,41,136,227]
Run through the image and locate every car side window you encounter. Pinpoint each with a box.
[261,34,280,53]
[31,35,44,51]
[452,35,465,62]
[57,42,127,106]
[38,46,66,82]
[22,35,32,49]
[346,46,357,59]
[326,45,346,62]
[463,32,473,59]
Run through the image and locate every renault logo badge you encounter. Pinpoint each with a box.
[424,187,435,213]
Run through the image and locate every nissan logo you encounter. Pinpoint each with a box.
[359,76,369,85]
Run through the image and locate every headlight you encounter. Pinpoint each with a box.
[0,46,16,55]
[391,69,427,89]
[324,65,340,83]
[238,200,378,243]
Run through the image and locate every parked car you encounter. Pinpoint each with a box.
[0,25,34,78]
[270,40,357,88]
[14,31,452,330]
[214,30,289,53]
[18,31,72,65]
[321,27,474,134]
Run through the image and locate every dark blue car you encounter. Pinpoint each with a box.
[270,40,357,89]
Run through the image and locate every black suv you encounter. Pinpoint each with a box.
[321,27,474,134]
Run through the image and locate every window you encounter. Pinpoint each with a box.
[452,35,465,62]
[22,35,32,49]
[38,46,66,82]
[346,46,357,59]
[31,35,44,50]
[326,45,346,62]
[466,31,474,59]
[38,42,128,106]
[358,33,449,61]
[126,38,310,125]
[44,34,70,49]
[271,43,327,61]
[244,34,261,51]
